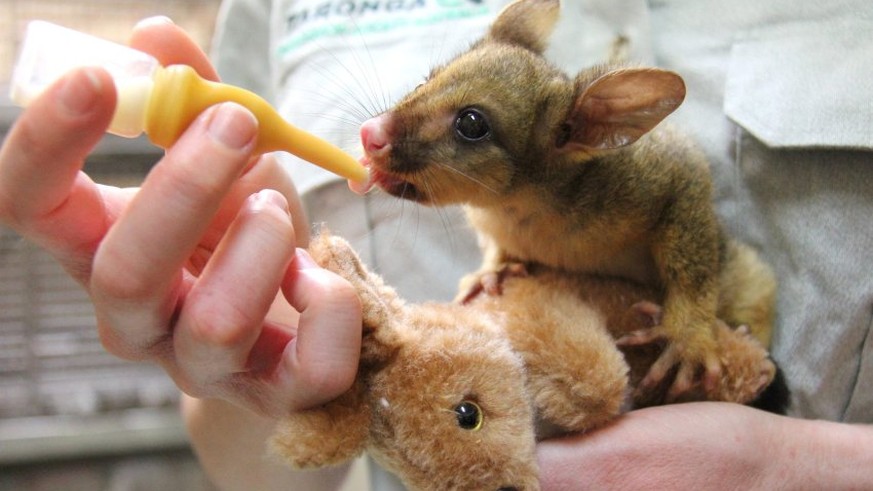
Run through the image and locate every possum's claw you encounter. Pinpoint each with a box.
[632,300,663,327]
[457,262,528,304]
[619,305,724,402]
[617,301,668,345]
[482,263,528,295]
[625,331,722,402]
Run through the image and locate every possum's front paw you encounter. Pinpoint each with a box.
[456,262,528,304]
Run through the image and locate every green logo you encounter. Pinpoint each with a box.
[278,0,491,56]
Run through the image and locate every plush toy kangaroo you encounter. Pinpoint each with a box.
[271,233,779,491]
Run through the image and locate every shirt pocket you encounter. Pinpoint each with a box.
[724,20,873,150]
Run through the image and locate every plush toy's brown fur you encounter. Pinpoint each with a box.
[271,233,776,491]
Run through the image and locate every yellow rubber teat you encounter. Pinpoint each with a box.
[145,65,368,183]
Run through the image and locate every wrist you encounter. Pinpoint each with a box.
[764,416,873,489]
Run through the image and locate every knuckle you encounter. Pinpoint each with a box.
[171,373,210,400]
[95,318,139,359]
[184,293,257,350]
[90,255,157,304]
[157,135,248,205]
[94,315,169,363]
[156,161,229,207]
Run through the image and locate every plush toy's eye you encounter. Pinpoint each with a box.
[455,108,491,142]
[454,401,484,431]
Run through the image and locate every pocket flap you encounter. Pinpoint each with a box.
[724,21,873,149]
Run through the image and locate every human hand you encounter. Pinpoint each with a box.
[0,18,362,417]
[537,401,873,491]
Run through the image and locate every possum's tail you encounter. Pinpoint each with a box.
[718,240,777,347]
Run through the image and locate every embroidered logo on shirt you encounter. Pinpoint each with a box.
[278,0,490,55]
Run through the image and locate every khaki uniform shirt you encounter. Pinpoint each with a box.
[213,0,873,488]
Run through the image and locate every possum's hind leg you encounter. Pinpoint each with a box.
[623,301,777,405]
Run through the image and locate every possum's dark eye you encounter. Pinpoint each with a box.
[454,401,484,431]
[455,108,491,142]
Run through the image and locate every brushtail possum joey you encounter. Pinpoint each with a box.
[354,0,777,398]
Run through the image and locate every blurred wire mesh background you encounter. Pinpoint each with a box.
[0,1,220,489]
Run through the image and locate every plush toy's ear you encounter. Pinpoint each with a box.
[308,231,404,365]
[273,232,408,469]
[485,0,560,54]
[559,68,685,152]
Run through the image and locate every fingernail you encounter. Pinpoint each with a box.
[58,68,103,117]
[294,249,320,270]
[252,189,289,212]
[207,103,258,150]
[135,16,175,28]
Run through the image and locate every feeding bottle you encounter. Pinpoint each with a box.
[9,20,368,183]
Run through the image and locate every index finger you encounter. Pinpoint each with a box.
[0,67,115,238]
[128,17,219,81]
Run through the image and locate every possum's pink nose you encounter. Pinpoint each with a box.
[361,114,392,157]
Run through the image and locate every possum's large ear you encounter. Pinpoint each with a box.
[485,0,560,54]
[559,68,686,152]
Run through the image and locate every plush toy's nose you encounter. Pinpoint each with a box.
[497,487,520,491]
